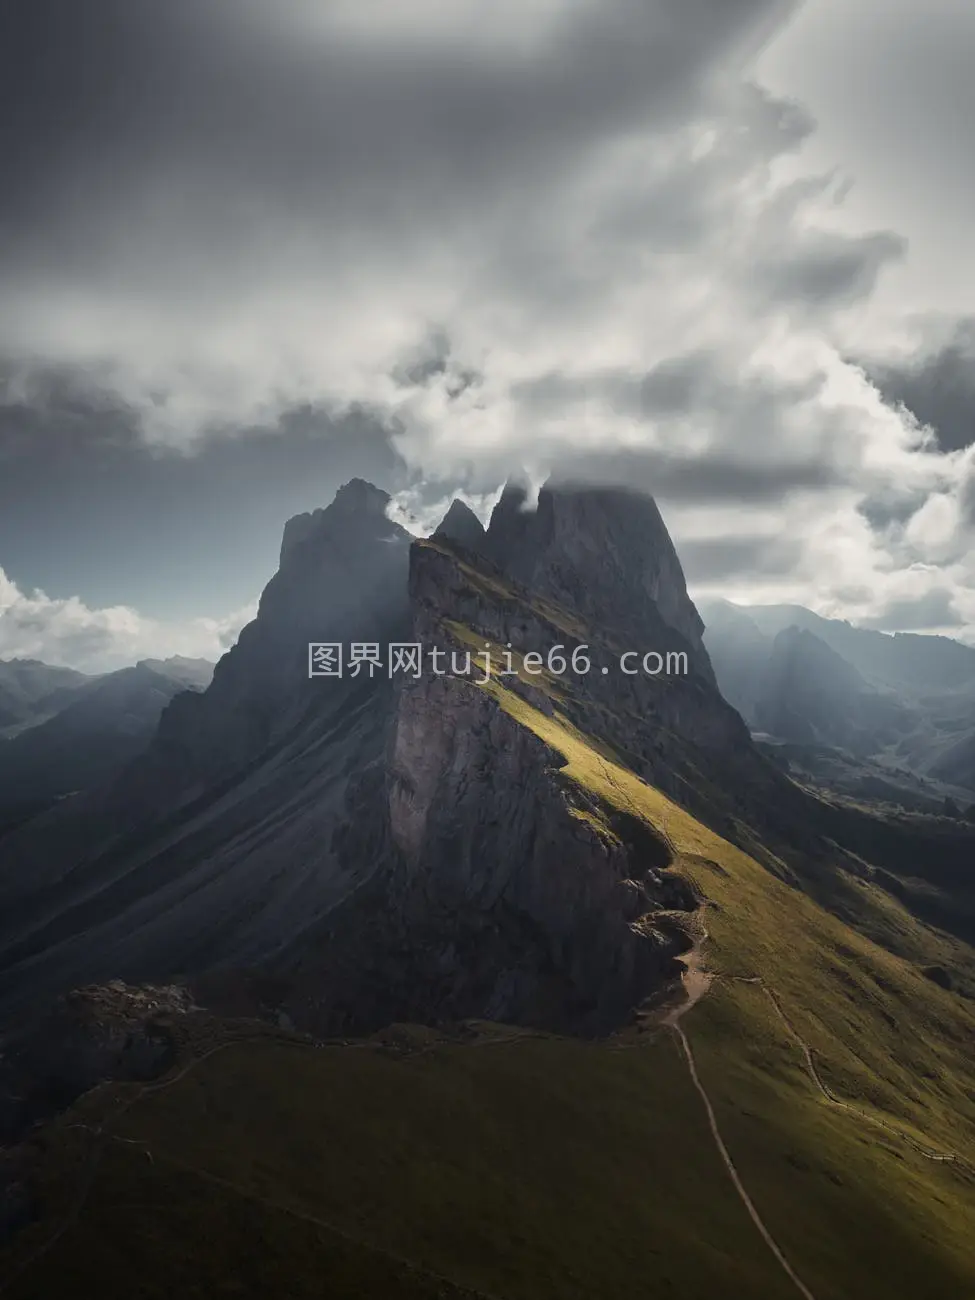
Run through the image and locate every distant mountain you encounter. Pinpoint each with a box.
[755,626,912,756]
[694,599,769,719]
[733,602,975,695]
[137,656,214,690]
[929,729,975,793]
[0,659,94,737]
[0,658,213,836]
[700,598,975,797]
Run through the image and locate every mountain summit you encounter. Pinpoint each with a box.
[486,478,713,682]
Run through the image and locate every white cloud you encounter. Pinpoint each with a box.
[0,566,255,672]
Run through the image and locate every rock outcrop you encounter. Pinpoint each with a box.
[486,478,714,683]
[432,498,487,552]
[269,527,749,1036]
[0,981,192,1145]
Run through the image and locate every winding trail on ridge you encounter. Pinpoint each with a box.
[662,938,818,1300]
[734,978,963,1166]
[661,917,971,1300]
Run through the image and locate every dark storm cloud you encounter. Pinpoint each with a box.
[676,534,803,582]
[755,230,906,310]
[0,363,139,461]
[6,0,972,660]
[511,349,840,505]
[960,463,975,527]
[513,347,824,426]
[861,588,964,632]
[861,318,975,452]
[856,488,930,533]
[553,445,839,504]
[0,358,405,614]
[0,0,791,282]
[391,330,482,398]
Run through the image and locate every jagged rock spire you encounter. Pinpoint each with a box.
[433,499,487,552]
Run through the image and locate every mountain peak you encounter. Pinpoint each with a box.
[485,475,712,679]
[331,478,391,514]
[433,499,487,551]
[279,480,394,564]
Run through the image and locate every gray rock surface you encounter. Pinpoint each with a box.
[432,498,487,552]
[0,981,192,1144]
[486,479,715,683]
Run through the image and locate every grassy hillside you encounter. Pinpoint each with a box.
[3,682,974,1298]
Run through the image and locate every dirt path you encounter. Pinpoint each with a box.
[672,1022,818,1300]
[662,939,972,1300]
[661,933,713,1028]
[658,935,818,1299]
[732,977,965,1167]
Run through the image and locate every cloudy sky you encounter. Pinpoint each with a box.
[2,0,974,669]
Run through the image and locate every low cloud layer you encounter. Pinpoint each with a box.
[2,0,975,661]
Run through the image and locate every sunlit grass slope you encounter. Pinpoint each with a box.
[485,680,975,1294]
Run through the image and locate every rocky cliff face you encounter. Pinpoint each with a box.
[408,536,761,813]
[269,525,758,1036]
[126,477,412,802]
[381,667,698,1032]
[0,980,192,1145]
[486,479,714,683]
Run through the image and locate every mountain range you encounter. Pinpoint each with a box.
[0,657,213,837]
[1,479,974,1298]
[700,598,975,810]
